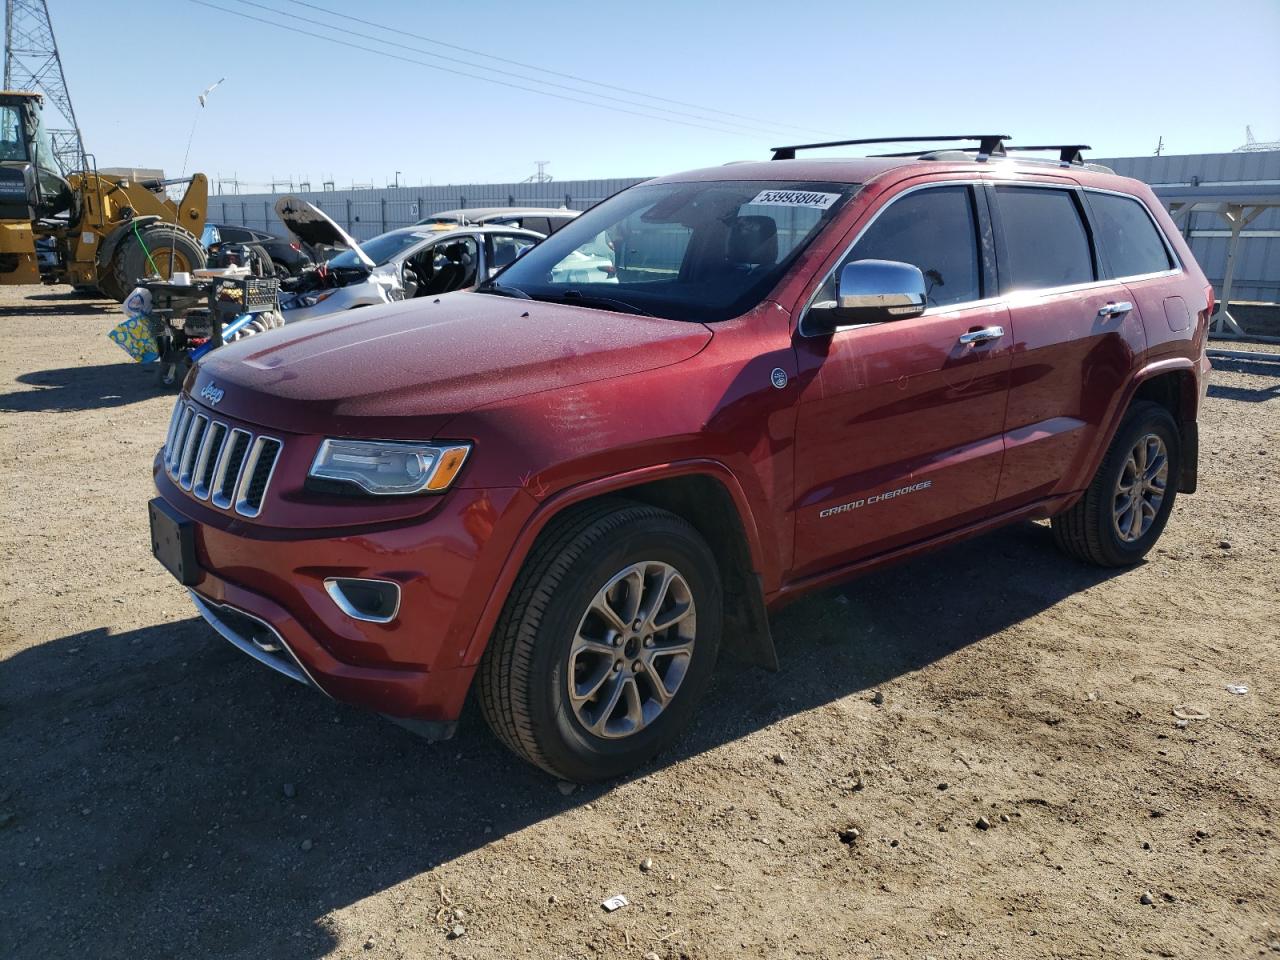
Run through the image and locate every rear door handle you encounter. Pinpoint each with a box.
[1097,301,1134,318]
[958,325,1005,345]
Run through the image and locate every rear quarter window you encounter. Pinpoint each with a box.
[995,186,1094,291]
[1087,191,1174,278]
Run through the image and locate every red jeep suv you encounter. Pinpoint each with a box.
[149,136,1212,782]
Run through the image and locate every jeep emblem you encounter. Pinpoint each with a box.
[200,382,225,405]
[770,367,788,390]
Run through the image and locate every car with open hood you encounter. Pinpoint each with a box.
[150,136,1212,783]
[272,196,543,322]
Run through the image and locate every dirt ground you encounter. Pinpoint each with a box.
[1,283,1277,960]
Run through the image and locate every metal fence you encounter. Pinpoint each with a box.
[206,178,649,242]
[208,154,1279,307]
[1097,150,1280,304]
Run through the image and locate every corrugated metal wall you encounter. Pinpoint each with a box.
[206,178,649,242]
[1096,150,1279,303]
[208,154,1279,304]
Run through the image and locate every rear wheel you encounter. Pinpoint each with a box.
[1051,401,1180,566]
[478,500,722,782]
[110,223,206,299]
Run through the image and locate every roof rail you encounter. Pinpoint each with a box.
[771,135,1011,162]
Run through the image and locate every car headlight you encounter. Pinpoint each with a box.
[309,439,470,495]
[298,290,337,308]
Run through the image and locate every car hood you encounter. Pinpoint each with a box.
[190,292,713,436]
[274,196,374,268]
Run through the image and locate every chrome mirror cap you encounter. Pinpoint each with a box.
[836,259,928,320]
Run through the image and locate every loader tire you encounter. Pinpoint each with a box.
[111,223,206,298]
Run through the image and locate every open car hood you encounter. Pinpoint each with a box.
[274,196,375,269]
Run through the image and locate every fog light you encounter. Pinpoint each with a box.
[324,577,401,623]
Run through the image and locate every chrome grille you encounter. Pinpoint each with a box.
[164,398,282,518]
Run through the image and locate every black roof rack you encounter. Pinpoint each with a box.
[1003,144,1092,167]
[770,134,1011,162]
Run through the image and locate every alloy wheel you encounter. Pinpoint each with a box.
[1113,432,1168,543]
[567,561,696,739]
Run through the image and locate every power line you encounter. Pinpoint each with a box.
[277,0,828,136]
[226,0,776,136]
[188,0,777,139]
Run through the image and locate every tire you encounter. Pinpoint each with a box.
[1051,400,1180,567]
[478,500,722,782]
[272,259,294,278]
[110,222,206,298]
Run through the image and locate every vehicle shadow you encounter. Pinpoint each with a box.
[0,292,116,316]
[0,362,163,412]
[0,520,1124,960]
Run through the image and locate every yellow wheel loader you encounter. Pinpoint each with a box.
[0,90,207,301]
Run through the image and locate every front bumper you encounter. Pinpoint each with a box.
[156,463,529,723]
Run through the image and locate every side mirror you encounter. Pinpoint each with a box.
[806,259,927,334]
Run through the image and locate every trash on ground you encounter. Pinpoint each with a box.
[1172,705,1209,720]
[601,894,630,912]
[1226,684,1249,695]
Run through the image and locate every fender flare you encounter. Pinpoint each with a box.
[1067,356,1201,500]
[462,459,779,670]
[96,215,163,273]
[96,216,202,273]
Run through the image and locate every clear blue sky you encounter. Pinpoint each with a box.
[48,0,1280,189]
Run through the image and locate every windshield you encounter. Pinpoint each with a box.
[328,229,431,268]
[485,180,856,322]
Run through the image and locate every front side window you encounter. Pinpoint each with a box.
[818,185,982,309]
[488,180,857,322]
[995,187,1094,291]
[1088,192,1173,279]
[0,106,27,161]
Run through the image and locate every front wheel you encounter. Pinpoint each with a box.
[478,501,722,782]
[1051,401,1181,566]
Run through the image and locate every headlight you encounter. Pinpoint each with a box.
[309,439,470,495]
[298,290,337,308]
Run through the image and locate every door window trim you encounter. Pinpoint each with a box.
[798,180,996,337]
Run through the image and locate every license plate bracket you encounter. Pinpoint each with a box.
[149,497,200,586]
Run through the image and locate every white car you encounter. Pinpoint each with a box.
[274,196,543,322]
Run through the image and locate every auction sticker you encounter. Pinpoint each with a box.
[749,189,840,209]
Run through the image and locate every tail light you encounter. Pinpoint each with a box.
[1203,282,1215,319]
[290,242,301,252]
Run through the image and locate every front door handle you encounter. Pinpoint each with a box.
[1097,301,1134,318]
[958,325,1005,345]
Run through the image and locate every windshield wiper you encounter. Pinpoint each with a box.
[535,291,652,316]
[477,281,531,299]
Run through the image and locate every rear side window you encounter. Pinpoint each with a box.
[1088,192,1173,278]
[822,185,981,308]
[995,187,1094,291]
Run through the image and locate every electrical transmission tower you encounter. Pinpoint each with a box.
[4,0,84,172]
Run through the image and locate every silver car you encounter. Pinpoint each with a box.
[274,197,543,322]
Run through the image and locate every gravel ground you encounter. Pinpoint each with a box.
[1,284,1278,960]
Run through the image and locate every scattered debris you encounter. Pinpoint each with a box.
[1218,540,1232,550]
[1140,891,1155,905]
[937,782,949,791]
[871,691,885,706]
[771,752,787,765]
[640,857,654,872]
[448,924,466,939]
[838,827,860,845]
[602,894,630,912]
[975,817,991,831]
[1195,829,1210,839]
[1226,684,1249,695]
[363,935,375,950]
[999,814,1010,823]
[1172,705,1209,721]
